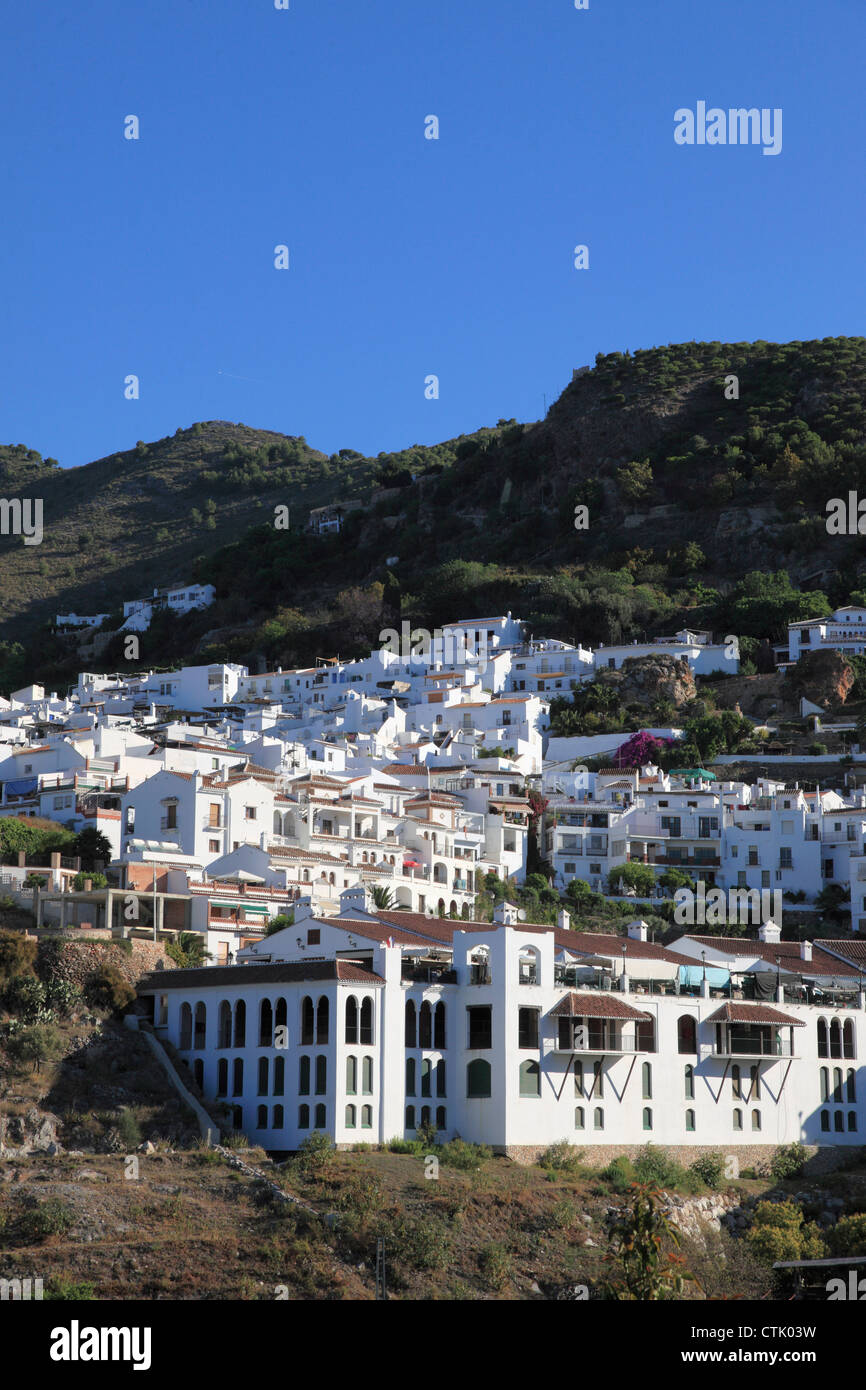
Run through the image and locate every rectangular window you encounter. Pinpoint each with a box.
[518,1007,539,1049]
[209,839,220,852]
[208,803,221,827]
[779,848,792,869]
[467,1006,492,1050]
[245,806,256,820]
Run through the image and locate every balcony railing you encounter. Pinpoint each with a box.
[715,1036,795,1057]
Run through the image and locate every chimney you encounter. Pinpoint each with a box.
[758,920,782,943]
[800,940,813,962]
[627,920,648,942]
[557,908,571,931]
[493,900,520,925]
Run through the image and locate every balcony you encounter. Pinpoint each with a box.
[715,1034,795,1058]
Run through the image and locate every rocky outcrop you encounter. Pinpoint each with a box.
[0,1106,62,1158]
[785,649,855,709]
[597,654,696,708]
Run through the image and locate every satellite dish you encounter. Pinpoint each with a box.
[518,909,526,921]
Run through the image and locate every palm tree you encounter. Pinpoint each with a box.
[175,932,212,967]
[371,885,395,910]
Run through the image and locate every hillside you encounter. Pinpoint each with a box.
[3,335,866,688]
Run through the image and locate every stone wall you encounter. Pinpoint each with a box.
[502,1141,854,1171]
[37,937,176,990]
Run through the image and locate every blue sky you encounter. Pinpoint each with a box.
[2,0,864,468]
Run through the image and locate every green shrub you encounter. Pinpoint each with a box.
[770,1142,808,1181]
[825,1212,866,1257]
[19,1198,76,1241]
[387,1137,423,1155]
[746,1200,824,1263]
[479,1241,512,1290]
[85,964,135,1011]
[633,1144,689,1189]
[116,1108,143,1149]
[296,1130,333,1175]
[0,928,37,983]
[600,1155,635,1193]
[539,1140,583,1176]
[438,1138,491,1170]
[45,1277,97,1300]
[4,1022,64,1071]
[688,1151,726,1189]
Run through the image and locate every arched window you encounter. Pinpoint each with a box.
[847,1068,856,1103]
[273,1056,285,1096]
[345,996,358,1044]
[232,1058,243,1095]
[193,1059,204,1089]
[314,1103,326,1128]
[733,1108,743,1130]
[273,1105,284,1128]
[362,1056,373,1095]
[405,1104,416,1129]
[345,1104,356,1129]
[685,1109,695,1132]
[259,999,273,1047]
[360,997,373,1045]
[642,1062,652,1099]
[436,1106,446,1130]
[301,997,314,1045]
[421,1058,432,1097]
[420,1105,430,1127]
[194,1002,207,1049]
[298,1104,310,1129]
[434,1001,446,1048]
[405,1000,417,1048]
[750,1065,761,1101]
[520,1060,540,1097]
[830,1018,842,1059]
[361,1105,372,1129]
[234,1000,246,1048]
[817,1017,828,1058]
[684,1064,694,1100]
[274,997,287,1040]
[299,1055,310,1095]
[643,1107,652,1131]
[751,1109,761,1131]
[821,1110,830,1132]
[179,1002,192,1050]
[315,1055,327,1095]
[731,1064,741,1099]
[231,1105,243,1129]
[834,1111,845,1132]
[849,1111,857,1132]
[436,1059,446,1096]
[257,1057,268,1095]
[574,1105,585,1130]
[419,1001,433,1049]
[256,1105,267,1129]
[217,1058,228,1096]
[218,1001,232,1049]
[406,1058,416,1095]
[316,997,329,1045]
[346,1056,357,1095]
[833,1067,843,1104]
[467,1059,492,1098]
[593,1107,604,1130]
[574,1059,584,1098]
[820,1067,829,1102]
[844,1019,855,1059]
[677,1015,697,1054]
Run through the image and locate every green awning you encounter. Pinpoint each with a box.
[670,768,717,781]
